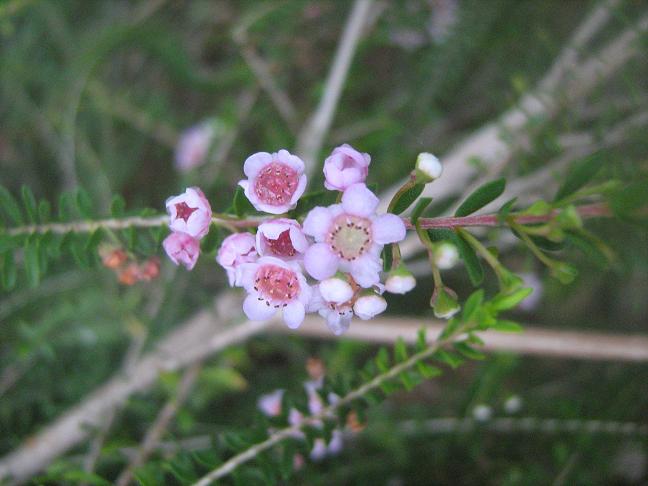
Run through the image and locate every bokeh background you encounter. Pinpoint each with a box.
[1,0,648,484]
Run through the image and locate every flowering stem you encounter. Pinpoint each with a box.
[191,326,464,486]
[3,202,613,237]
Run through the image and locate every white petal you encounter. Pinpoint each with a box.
[276,149,305,172]
[304,243,339,280]
[353,295,387,320]
[289,174,308,206]
[349,254,382,288]
[289,225,309,253]
[243,294,276,321]
[303,207,333,241]
[283,301,305,329]
[243,152,273,178]
[324,308,352,335]
[319,278,353,304]
[341,183,379,217]
[372,213,406,244]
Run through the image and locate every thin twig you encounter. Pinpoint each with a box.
[114,363,202,486]
[296,0,377,177]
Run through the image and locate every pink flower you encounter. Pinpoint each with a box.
[258,389,284,417]
[238,150,307,214]
[166,187,212,239]
[323,144,370,191]
[256,218,309,260]
[302,183,406,288]
[237,256,312,329]
[174,123,214,172]
[216,233,258,286]
[310,430,344,461]
[163,232,200,270]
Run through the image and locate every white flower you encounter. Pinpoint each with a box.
[415,152,443,182]
[385,265,416,294]
[353,293,387,320]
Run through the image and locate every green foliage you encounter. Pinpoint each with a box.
[390,183,425,215]
[455,178,506,217]
[553,152,604,203]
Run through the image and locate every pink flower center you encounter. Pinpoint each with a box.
[254,162,299,206]
[254,264,300,307]
[265,229,296,257]
[175,202,197,222]
[326,214,372,261]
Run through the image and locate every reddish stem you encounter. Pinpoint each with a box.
[404,202,612,230]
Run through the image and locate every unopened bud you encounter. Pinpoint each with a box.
[414,152,443,183]
[385,265,416,294]
[100,246,128,269]
[434,242,459,270]
[319,275,354,304]
[551,262,578,284]
[431,286,460,319]
[353,292,387,320]
[118,264,140,286]
[140,257,161,281]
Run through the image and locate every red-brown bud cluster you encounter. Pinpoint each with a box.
[100,245,161,285]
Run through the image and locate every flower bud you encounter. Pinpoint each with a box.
[551,262,578,284]
[163,231,200,270]
[166,187,212,240]
[414,152,443,183]
[353,292,387,320]
[100,246,128,269]
[434,242,459,270]
[385,265,416,294]
[323,144,370,191]
[319,275,354,304]
[431,286,460,319]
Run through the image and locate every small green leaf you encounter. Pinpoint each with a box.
[462,289,484,321]
[411,197,433,226]
[1,252,17,290]
[452,231,484,286]
[375,347,390,372]
[455,178,506,217]
[24,237,40,287]
[453,342,485,360]
[394,337,408,362]
[433,349,464,368]
[232,186,257,218]
[609,180,648,220]
[76,188,94,218]
[381,244,393,272]
[0,185,23,225]
[416,361,442,378]
[58,192,77,221]
[491,320,524,333]
[416,327,427,351]
[390,183,425,215]
[21,186,38,223]
[490,287,533,311]
[38,200,51,223]
[554,152,604,202]
[497,197,518,222]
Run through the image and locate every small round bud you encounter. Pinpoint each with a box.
[319,276,354,304]
[504,395,523,414]
[472,404,493,422]
[353,292,387,320]
[415,152,443,183]
[434,242,459,270]
[385,265,416,294]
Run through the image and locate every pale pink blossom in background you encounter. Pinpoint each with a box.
[256,218,309,260]
[238,150,307,214]
[303,183,406,287]
[518,272,543,311]
[163,232,200,270]
[166,187,212,239]
[257,389,284,417]
[174,123,214,172]
[323,144,371,191]
[237,256,312,329]
[216,232,258,286]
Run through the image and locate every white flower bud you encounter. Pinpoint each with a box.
[434,242,459,270]
[504,395,523,414]
[472,404,492,422]
[353,293,387,320]
[415,152,443,183]
[385,265,416,294]
[319,276,354,304]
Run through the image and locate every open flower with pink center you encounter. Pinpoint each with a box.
[256,218,309,260]
[166,187,212,239]
[302,183,406,288]
[163,232,200,270]
[216,232,258,286]
[238,150,307,214]
[237,256,312,329]
[323,144,371,191]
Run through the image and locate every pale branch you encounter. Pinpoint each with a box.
[296,0,377,177]
[273,317,648,363]
[378,6,648,212]
[192,331,457,486]
[3,201,615,238]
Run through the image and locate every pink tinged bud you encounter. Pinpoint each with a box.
[216,232,258,286]
[239,257,311,329]
[238,150,307,214]
[175,123,215,172]
[163,232,200,270]
[257,389,284,417]
[166,187,212,239]
[353,293,387,320]
[303,183,406,288]
[323,144,371,191]
[256,218,309,259]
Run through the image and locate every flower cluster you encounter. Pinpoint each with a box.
[164,145,409,335]
[100,245,160,285]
